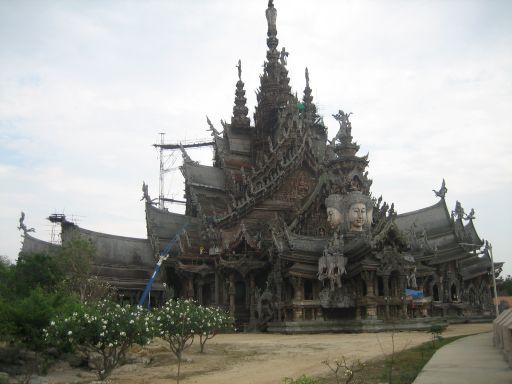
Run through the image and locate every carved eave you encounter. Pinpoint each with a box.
[221,221,261,251]
[145,203,203,260]
[216,256,268,278]
[181,163,226,192]
[462,219,484,248]
[287,262,318,279]
[174,260,214,277]
[92,264,165,291]
[327,153,369,169]
[460,254,501,280]
[415,262,437,277]
[371,219,409,253]
[427,242,476,265]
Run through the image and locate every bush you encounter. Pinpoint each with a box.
[45,300,154,380]
[430,323,446,347]
[0,287,80,351]
[283,375,323,384]
[12,253,64,297]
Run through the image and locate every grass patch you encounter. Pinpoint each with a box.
[316,335,466,384]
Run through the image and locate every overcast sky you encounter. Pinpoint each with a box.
[1,0,511,275]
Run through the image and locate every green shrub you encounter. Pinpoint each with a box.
[430,323,446,347]
[283,375,323,384]
[12,253,64,297]
[0,287,80,350]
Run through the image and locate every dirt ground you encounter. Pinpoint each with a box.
[42,323,492,384]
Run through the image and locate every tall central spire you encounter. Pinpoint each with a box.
[265,0,279,64]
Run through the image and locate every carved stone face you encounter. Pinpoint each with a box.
[326,207,343,229]
[348,203,367,231]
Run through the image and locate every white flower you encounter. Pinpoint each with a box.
[67,331,73,336]
[50,321,55,326]
[108,343,114,347]
[129,319,134,324]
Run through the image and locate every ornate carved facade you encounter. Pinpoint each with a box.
[21,1,501,332]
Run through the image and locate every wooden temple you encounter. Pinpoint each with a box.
[20,1,501,332]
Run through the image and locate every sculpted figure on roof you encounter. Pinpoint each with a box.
[266,0,277,33]
[332,109,353,143]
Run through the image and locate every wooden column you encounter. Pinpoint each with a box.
[363,270,378,320]
[229,273,236,319]
[401,275,408,319]
[197,280,204,305]
[291,277,304,321]
[187,278,195,299]
[383,275,390,320]
[249,274,256,324]
[214,272,220,305]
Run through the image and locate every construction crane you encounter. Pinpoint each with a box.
[138,224,188,307]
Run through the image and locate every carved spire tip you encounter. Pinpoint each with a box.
[236,59,242,81]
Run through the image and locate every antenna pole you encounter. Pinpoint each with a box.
[158,133,165,209]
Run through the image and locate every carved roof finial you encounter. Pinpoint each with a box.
[452,200,465,221]
[206,115,220,136]
[332,110,353,143]
[432,178,447,199]
[464,208,476,221]
[266,0,277,34]
[141,181,157,205]
[236,59,242,81]
[179,144,196,165]
[279,47,288,66]
[231,60,250,129]
[18,211,35,234]
[302,67,316,115]
[265,0,278,57]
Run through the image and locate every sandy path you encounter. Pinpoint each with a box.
[45,323,492,384]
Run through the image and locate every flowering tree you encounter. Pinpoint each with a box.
[195,305,232,353]
[45,300,154,380]
[152,299,199,383]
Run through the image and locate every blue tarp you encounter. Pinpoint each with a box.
[405,289,424,299]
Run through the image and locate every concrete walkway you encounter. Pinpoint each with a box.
[413,332,511,384]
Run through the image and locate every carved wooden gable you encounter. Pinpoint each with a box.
[273,168,316,206]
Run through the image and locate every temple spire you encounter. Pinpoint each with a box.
[231,59,250,130]
[265,0,279,64]
[302,67,317,116]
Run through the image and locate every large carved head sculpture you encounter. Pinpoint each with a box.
[325,192,373,233]
[325,194,343,229]
[342,191,373,232]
